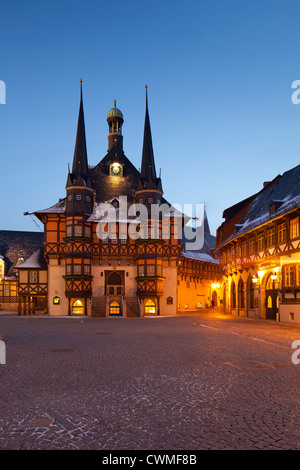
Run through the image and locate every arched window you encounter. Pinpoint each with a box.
[238,279,245,309]
[107,272,123,296]
[107,272,122,285]
[72,299,84,315]
[231,281,236,309]
[109,300,120,315]
[145,299,156,315]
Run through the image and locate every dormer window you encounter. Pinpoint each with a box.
[269,200,284,214]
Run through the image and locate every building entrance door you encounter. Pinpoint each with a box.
[265,274,279,320]
[105,271,124,316]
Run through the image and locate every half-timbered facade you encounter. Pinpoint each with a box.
[0,230,44,311]
[30,84,220,317]
[16,247,48,314]
[216,165,300,323]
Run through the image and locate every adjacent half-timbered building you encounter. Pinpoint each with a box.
[216,165,300,323]
[16,247,48,314]
[29,83,220,316]
[0,230,44,311]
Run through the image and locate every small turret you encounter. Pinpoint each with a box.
[107,100,124,151]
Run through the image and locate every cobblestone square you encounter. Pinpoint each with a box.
[0,310,299,450]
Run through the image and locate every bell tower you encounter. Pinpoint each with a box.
[107,100,124,151]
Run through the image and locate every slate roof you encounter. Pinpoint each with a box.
[16,246,47,270]
[217,164,300,248]
[181,251,219,264]
[90,147,141,204]
[0,231,44,277]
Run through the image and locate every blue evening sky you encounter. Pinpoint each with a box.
[1,0,300,235]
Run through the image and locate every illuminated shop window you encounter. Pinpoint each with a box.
[110,300,120,315]
[72,299,84,315]
[145,299,156,315]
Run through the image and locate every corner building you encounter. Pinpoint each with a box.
[32,85,220,317]
[216,165,300,323]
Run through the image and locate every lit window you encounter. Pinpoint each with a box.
[66,226,72,237]
[297,265,300,286]
[145,299,156,315]
[4,285,9,296]
[72,299,84,315]
[110,300,120,315]
[66,265,71,275]
[278,223,286,243]
[285,266,294,287]
[267,228,275,247]
[290,218,299,239]
[257,234,264,251]
[249,238,255,254]
[242,240,248,257]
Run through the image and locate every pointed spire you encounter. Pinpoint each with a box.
[72,79,89,182]
[141,85,157,182]
[204,205,211,234]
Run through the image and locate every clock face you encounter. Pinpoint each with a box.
[110,163,123,176]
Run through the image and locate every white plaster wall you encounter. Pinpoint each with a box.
[279,304,300,323]
[161,264,177,315]
[48,260,68,316]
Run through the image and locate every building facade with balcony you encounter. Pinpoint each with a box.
[216,166,300,323]
[26,84,220,317]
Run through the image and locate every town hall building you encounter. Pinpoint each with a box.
[14,84,221,316]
